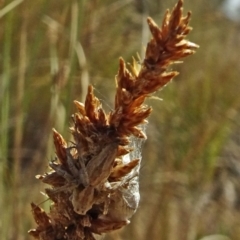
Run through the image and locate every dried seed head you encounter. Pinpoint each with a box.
[30,1,198,239]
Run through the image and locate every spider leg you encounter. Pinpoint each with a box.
[46,182,76,196]
[49,161,74,183]
[78,156,89,187]
[66,148,80,179]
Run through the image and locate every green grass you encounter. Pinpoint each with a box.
[1,0,240,239]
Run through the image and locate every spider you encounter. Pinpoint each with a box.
[49,142,118,215]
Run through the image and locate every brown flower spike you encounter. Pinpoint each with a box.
[29,0,198,239]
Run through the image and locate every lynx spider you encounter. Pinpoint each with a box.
[50,143,118,214]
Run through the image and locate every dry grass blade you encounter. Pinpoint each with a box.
[29,0,198,239]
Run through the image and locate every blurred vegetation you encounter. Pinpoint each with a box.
[1,0,240,239]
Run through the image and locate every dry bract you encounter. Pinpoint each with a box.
[29,0,198,239]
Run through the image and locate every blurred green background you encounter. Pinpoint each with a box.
[1,0,240,239]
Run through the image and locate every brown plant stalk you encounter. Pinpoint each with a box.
[29,0,198,239]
